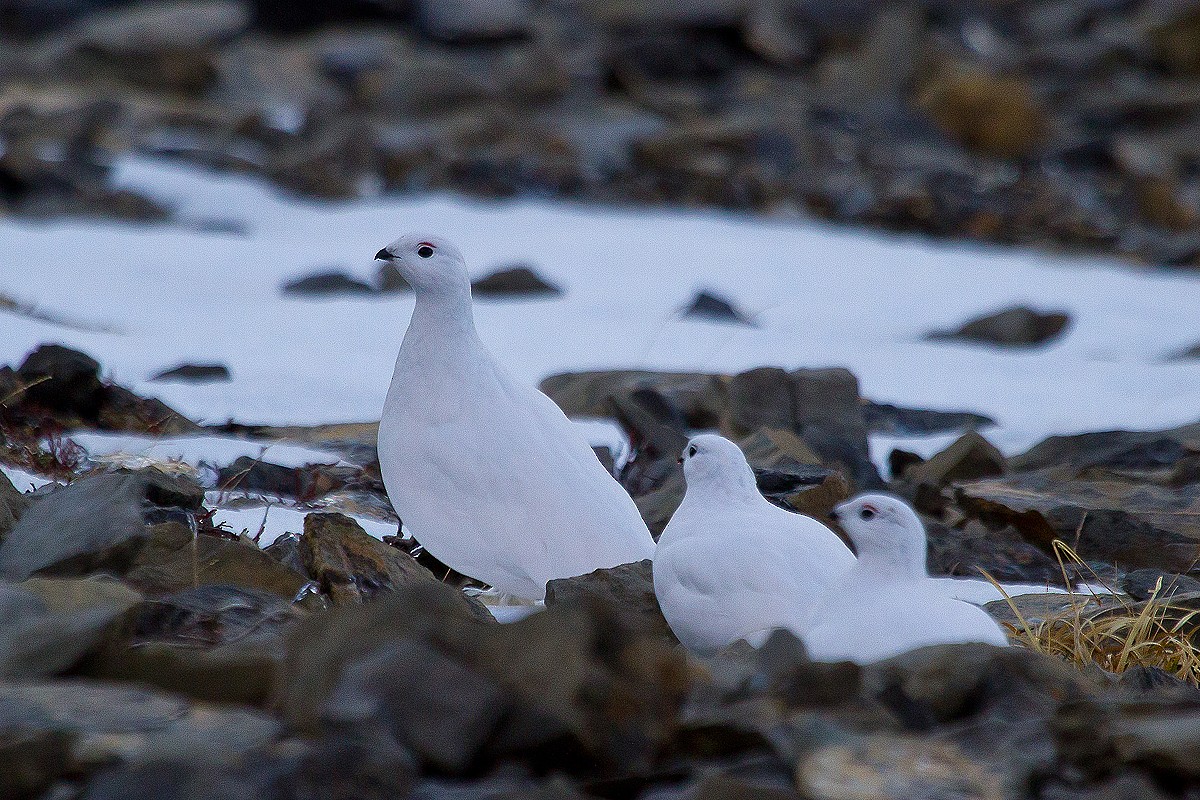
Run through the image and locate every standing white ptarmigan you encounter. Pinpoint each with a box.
[803,494,1010,664]
[653,434,856,654]
[374,234,656,600]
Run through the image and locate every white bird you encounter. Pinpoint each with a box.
[803,494,1010,664]
[653,434,856,654]
[374,234,656,600]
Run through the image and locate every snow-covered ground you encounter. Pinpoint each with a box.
[1,157,1198,465]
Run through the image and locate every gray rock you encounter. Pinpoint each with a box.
[415,0,532,42]
[324,638,508,773]
[863,402,995,436]
[282,271,375,296]
[471,265,562,297]
[17,343,103,417]
[682,290,755,325]
[0,577,141,679]
[1010,423,1200,473]
[0,469,29,540]
[0,473,147,581]
[545,559,675,644]
[1121,568,1200,601]
[149,364,231,383]
[928,306,1071,348]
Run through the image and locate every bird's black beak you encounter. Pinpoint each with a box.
[827,510,840,521]
[676,456,684,465]
[375,248,395,261]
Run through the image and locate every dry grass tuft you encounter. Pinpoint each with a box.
[986,540,1200,685]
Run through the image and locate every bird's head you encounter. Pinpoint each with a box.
[830,493,926,563]
[374,234,467,293]
[678,434,758,494]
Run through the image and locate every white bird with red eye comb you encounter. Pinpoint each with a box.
[802,494,1010,664]
[373,234,656,600]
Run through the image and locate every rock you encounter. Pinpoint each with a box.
[681,290,755,325]
[927,306,1071,347]
[415,0,531,41]
[0,469,29,539]
[742,0,815,66]
[278,582,497,734]
[888,448,924,480]
[281,583,690,772]
[545,559,675,643]
[97,385,200,435]
[1168,342,1200,360]
[918,62,1047,159]
[0,727,72,799]
[88,584,300,705]
[297,511,465,606]
[1010,424,1200,474]
[862,402,995,436]
[282,271,376,296]
[0,473,148,581]
[470,265,562,297]
[905,431,1007,488]
[149,364,231,383]
[815,3,925,107]
[796,736,1003,800]
[324,638,508,773]
[124,521,314,600]
[926,519,1065,585]
[63,1,249,95]
[0,577,141,679]
[539,370,724,427]
[955,473,1200,573]
[0,679,279,769]
[17,343,104,418]
[1121,569,1200,601]
[217,456,344,501]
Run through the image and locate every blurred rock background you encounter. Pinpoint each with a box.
[2,0,1200,264]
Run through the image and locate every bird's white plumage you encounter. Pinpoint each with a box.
[376,234,655,600]
[653,434,856,654]
[803,494,1009,664]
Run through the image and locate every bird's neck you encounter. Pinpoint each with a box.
[684,466,761,506]
[404,280,480,351]
[849,541,928,585]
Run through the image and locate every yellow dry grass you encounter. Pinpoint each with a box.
[985,540,1200,685]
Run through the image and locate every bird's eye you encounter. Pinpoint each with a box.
[417,245,435,258]
[687,445,697,457]
[860,507,876,520]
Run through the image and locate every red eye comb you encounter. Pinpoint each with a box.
[418,241,435,248]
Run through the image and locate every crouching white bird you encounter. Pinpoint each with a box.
[374,234,656,600]
[653,434,856,654]
[803,494,1010,664]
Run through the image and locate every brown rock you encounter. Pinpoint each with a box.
[125,522,312,599]
[928,306,1070,348]
[907,431,1007,488]
[298,512,463,606]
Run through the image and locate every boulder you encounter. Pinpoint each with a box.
[797,736,1003,800]
[905,431,1007,488]
[1010,424,1200,474]
[927,306,1071,347]
[0,470,29,539]
[217,456,344,501]
[0,577,141,679]
[415,0,531,42]
[470,265,562,297]
[149,364,231,383]
[124,522,314,600]
[63,1,249,94]
[296,512,480,607]
[17,343,104,418]
[682,290,755,325]
[539,369,724,427]
[282,271,375,296]
[863,402,995,436]
[545,559,675,644]
[0,473,148,581]
[955,473,1200,573]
